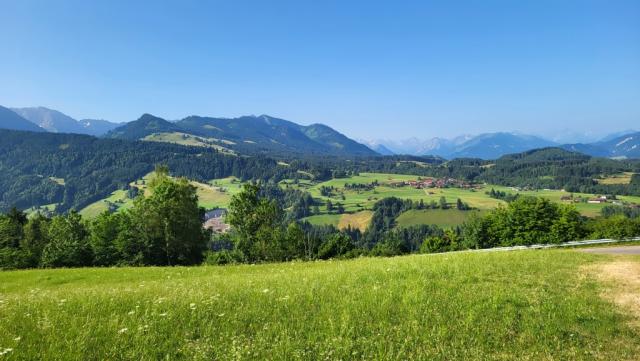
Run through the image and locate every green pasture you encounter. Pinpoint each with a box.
[1,250,638,360]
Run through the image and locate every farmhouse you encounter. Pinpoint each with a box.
[204,208,227,220]
[203,208,230,233]
[587,197,607,204]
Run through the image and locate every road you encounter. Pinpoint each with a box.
[579,245,640,255]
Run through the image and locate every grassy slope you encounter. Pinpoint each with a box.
[80,175,242,218]
[142,132,235,154]
[0,251,638,360]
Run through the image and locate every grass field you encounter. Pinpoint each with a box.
[1,250,639,360]
[142,132,235,154]
[596,172,635,185]
[80,175,242,218]
[490,185,640,217]
[298,173,505,214]
[396,209,488,228]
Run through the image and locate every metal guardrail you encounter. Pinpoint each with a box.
[475,237,640,253]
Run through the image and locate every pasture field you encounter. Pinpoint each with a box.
[396,209,488,228]
[142,132,236,154]
[1,251,639,360]
[596,172,635,185]
[297,173,505,213]
[490,185,640,217]
[80,175,242,218]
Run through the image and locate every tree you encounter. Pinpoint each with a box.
[439,196,448,209]
[227,183,285,261]
[129,171,208,266]
[41,212,92,268]
[89,211,123,266]
[318,233,354,259]
[326,200,334,213]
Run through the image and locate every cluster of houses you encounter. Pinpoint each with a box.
[203,208,230,233]
[560,195,623,205]
[391,177,474,189]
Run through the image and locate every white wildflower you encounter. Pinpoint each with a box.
[118,328,128,334]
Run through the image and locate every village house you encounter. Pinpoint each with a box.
[203,208,230,233]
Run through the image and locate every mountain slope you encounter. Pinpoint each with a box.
[10,106,118,135]
[0,105,45,132]
[595,132,640,158]
[106,114,182,140]
[109,114,378,157]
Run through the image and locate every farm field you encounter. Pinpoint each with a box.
[302,210,373,231]
[1,250,639,360]
[292,172,640,227]
[489,185,640,217]
[289,173,505,213]
[396,209,488,228]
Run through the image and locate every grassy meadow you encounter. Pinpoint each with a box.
[80,174,242,218]
[396,209,488,228]
[1,250,639,360]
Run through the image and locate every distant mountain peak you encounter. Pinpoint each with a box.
[9,106,118,135]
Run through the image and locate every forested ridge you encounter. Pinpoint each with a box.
[2,130,640,214]
[0,130,304,212]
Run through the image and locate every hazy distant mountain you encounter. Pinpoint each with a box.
[108,114,377,156]
[0,105,46,132]
[367,143,395,155]
[78,119,120,136]
[594,132,640,158]
[449,133,557,159]
[366,133,555,159]
[10,106,118,135]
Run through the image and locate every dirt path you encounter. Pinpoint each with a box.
[580,245,640,255]
[590,259,640,327]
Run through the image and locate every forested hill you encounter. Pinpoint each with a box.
[475,148,640,193]
[0,129,307,212]
[106,113,377,157]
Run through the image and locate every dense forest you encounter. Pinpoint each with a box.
[0,130,315,212]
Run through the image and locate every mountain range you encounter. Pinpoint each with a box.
[10,107,119,136]
[1,104,639,159]
[105,113,377,156]
[362,131,640,159]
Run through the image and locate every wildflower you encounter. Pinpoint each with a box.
[262,288,269,293]
[118,328,128,334]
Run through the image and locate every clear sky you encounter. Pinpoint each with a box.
[1,0,639,140]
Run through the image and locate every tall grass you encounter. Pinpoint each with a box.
[0,250,638,360]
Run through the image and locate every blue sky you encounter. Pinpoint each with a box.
[1,0,638,140]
